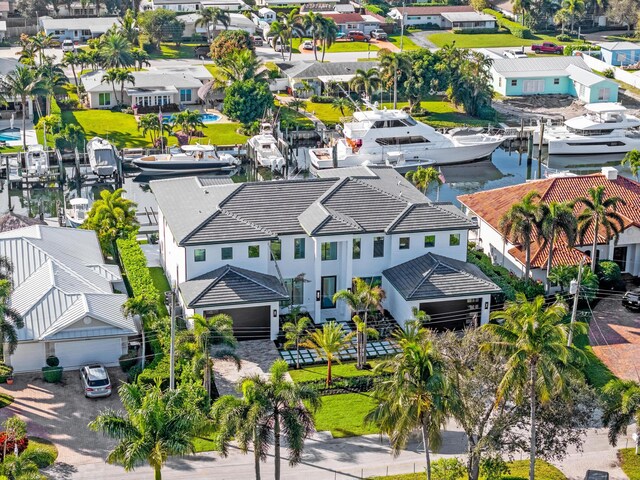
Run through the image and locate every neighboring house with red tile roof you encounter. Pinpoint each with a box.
[457,167,640,282]
[388,5,494,29]
[319,12,383,34]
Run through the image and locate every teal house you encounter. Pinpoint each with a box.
[490,56,618,103]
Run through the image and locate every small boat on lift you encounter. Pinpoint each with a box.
[66,198,89,228]
[87,137,118,178]
[24,144,49,176]
[247,124,286,173]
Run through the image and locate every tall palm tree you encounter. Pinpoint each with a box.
[562,0,585,31]
[89,384,201,480]
[282,315,311,370]
[115,68,135,107]
[213,50,267,84]
[0,66,40,151]
[99,32,134,69]
[349,68,381,100]
[131,48,151,71]
[302,322,354,385]
[482,294,585,480]
[171,110,204,144]
[101,68,120,105]
[554,8,571,34]
[138,113,167,146]
[241,360,320,480]
[622,149,640,180]
[602,379,640,454]
[318,17,338,62]
[196,7,230,42]
[122,295,157,369]
[379,51,411,109]
[37,61,67,116]
[63,51,81,94]
[536,200,577,280]
[30,32,56,65]
[82,188,138,263]
[331,97,352,117]
[301,12,324,61]
[366,336,449,480]
[267,21,291,62]
[405,166,443,196]
[499,191,541,281]
[118,9,139,44]
[0,279,23,356]
[575,185,626,272]
[333,277,385,369]
[282,9,304,61]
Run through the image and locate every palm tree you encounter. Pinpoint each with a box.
[99,32,134,69]
[37,62,67,116]
[333,278,385,369]
[405,166,443,196]
[282,9,304,61]
[301,12,324,61]
[119,9,139,44]
[213,50,267,84]
[562,0,585,31]
[241,360,320,480]
[554,8,571,34]
[171,110,205,144]
[0,448,53,480]
[548,264,575,293]
[138,113,166,146]
[89,383,201,480]
[622,149,640,180]
[268,21,291,62]
[482,294,585,480]
[379,51,411,109]
[131,48,150,71]
[122,295,157,369]
[536,200,577,280]
[288,99,306,112]
[101,68,120,105]
[575,185,626,272]
[349,68,381,100]
[0,66,40,151]
[366,336,449,480]
[302,322,354,385]
[63,51,81,94]
[115,68,135,107]
[282,315,311,369]
[331,97,352,117]
[499,191,541,281]
[602,379,640,454]
[196,7,230,42]
[30,32,56,65]
[318,17,338,62]
[82,188,138,263]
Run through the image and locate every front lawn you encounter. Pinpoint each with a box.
[193,435,219,453]
[427,31,581,48]
[289,361,380,382]
[292,38,380,53]
[199,122,248,146]
[619,448,640,479]
[573,327,616,394]
[0,393,13,408]
[386,34,420,51]
[306,393,379,438]
[25,437,58,467]
[148,42,201,60]
[306,101,344,127]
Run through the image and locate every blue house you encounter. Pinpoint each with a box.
[490,56,618,103]
[598,41,640,66]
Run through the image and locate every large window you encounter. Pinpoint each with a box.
[194,248,206,262]
[221,247,233,260]
[373,236,384,258]
[399,237,410,250]
[321,276,337,309]
[283,278,304,305]
[352,237,361,259]
[180,89,192,102]
[294,238,305,259]
[248,245,260,258]
[270,239,281,261]
[321,242,337,261]
[98,92,110,106]
[424,235,436,248]
[449,233,461,246]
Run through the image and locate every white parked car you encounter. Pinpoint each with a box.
[503,49,527,59]
[302,40,316,50]
[80,364,112,398]
[61,39,76,52]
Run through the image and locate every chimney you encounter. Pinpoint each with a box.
[601,166,618,180]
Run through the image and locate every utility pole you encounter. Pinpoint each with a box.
[567,257,585,347]
[399,0,406,52]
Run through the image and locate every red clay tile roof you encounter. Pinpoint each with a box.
[321,13,365,23]
[459,173,640,269]
[508,243,589,269]
[396,5,475,15]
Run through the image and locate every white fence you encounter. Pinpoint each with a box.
[582,52,640,89]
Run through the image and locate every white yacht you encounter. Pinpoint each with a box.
[536,103,640,155]
[66,197,89,228]
[23,144,49,176]
[248,124,286,173]
[87,137,118,178]
[308,107,506,171]
[132,148,240,174]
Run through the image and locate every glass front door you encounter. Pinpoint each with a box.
[613,246,628,271]
[321,276,337,309]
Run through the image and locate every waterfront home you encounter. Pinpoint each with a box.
[48,1,108,17]
[598,41,640,67]
[0,226,136,373]
[151,166,500,340]
[490,56,618,103]
[180,11,256,37]
[457,167,640,283]
[143,0,248,12]
[39,16,119,41]
[388,5,477,28]
[318,12,384,34]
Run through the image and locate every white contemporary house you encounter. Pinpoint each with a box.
[39,16,119,41]
[0,226,136,373]
[152,166,500,340]
[458,167,640,283]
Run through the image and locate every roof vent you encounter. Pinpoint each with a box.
[601,166,618,180]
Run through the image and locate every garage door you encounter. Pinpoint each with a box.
[55,337,123,370]
[419,298,481,331]
[522,79,545,94]
[10,343,46,373]
[214,306,271,340]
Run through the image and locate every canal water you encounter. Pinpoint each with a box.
[1,147,635,220]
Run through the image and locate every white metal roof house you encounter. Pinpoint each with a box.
[276,60,379,96]
[180,12,256,37]
[0,226,136,373]
[143,0,247,12]
[152,166,500,340]
[39,16,120,41]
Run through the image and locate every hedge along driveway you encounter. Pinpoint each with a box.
[427,32,580,48]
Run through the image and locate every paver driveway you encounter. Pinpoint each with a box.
[0,368,125,478]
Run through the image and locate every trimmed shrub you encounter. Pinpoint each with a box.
[596,260,623,290]
[0,364,12,383]
[564,44,600,56]
[309,95,333,103]
[127,364,142,383]
[556,34,572,41]
[136,355,170,389]
[483,8,532,39]
[46,356,59,367]
[0,434,28,461]
[453,27,498,34]
[297,374,388,395]
[42,366,63,383]
[603,68,615,78]
[119,351,138,372]
[407,23,441,30]
[117,236,160,310]
[56,98,80,111]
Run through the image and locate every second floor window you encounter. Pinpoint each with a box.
[352,237,361,259]
[248,245,260,258]
[450,233,461,246]
[294,238,305,259]
[270,239,281,261]
[321,241,337,261]
[424,235,436,248]
[399,237,410,250]
[194,249,206,262]
[221,247,233,260]
[373,236,384,258]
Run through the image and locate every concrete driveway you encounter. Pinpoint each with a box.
[0,368,125,479]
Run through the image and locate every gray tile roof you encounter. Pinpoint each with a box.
[180,265,289,308]
[383,253,501,300]
[152,166,475,244]
[276,61,379,80]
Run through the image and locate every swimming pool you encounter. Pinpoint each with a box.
[0,128,21,142]
[162,113,220,124]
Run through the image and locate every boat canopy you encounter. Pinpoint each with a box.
[69,198,89,206]
[585,103,626,113]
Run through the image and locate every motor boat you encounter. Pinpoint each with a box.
[534,103,640,155]
[247,124,286,173]
[132,148,240,174]
[87,137,118,177]
[66,197,89,228]
[23,144,49,176]
[308,105,507,171]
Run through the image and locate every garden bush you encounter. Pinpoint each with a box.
[603,68,615,78]
[0,364,12,384]
[407,23,441,30]
[46,356,59,367]
[298,374,388,395]
[136,355,170,389]
[127,364,142,383]
[117,236,161,311]
[556,34,572,42]
[309,95,334,104]
[56,98,80,111]
[453,27,498,34]
[596,260,623,290]
[119,351,138,372]
[42,366,63,383]
[0,434,28,461]
[564,44,601,56]
[483,8,532,38]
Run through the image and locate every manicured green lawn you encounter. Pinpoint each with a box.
[279,105,314,129]
[26,437,58,467]
[307,393,379,438]
[289,361,380,382]
[193,435,219,452]
[306,101,345,127]
[386,34,420,51]
[149,42,201,60]
[573,328,616,394]
[368,460,566,479]
[427,31,581,48]
[292,38,380,53]
[148,267,170,293]
[619,448,640,479]
[199,123,248,146]
[0,393,13,408]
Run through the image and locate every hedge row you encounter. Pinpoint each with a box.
[117,236,160,307]
[483,8,532,39]
[453,28,498,35]
[298,374,389,395]
[564,44,601,56]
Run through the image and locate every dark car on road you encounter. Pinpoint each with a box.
[584,471,608,480]
[623,288,640,311]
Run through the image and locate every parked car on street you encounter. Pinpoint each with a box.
[623,288,640,311]
[302,40,316,50]
[194,44,210,59]
[80,364,112,398]
[61,39,76,52]
[251,35,263,47]
[346,31,370,42]
[531,42,564,54]
[370,29,388,40]
[274,40,291,52]
[503,49,527,59]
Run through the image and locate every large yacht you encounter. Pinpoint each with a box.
[536,103,640,155]
[308,106,506,171]
[247,124,286,173]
